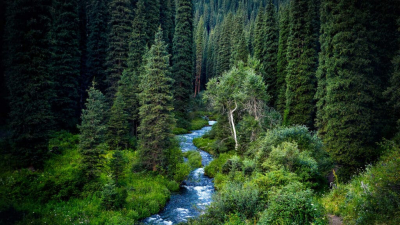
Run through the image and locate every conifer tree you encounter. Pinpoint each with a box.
[172,0,194,129]
[231,32,249,65]
[139,28,175,171]
[128,0,146,74]
[160,0,175,53]
[264,0,279,107]
[4,0,55,167]
[118,70,139,137]
[106,0,133,100]
[51,0,81,130]
[86,0,109,93]
[107,91,129,150]
[195,17,205,97]
[254,7,266,63]
[284,0,319,128]
[216,14,233,76]
[144,0,160,46]
[316,0,383,175]
[276,4,290,114]
[78,83,107,179]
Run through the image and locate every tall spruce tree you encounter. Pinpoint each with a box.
[195,17,205,97]
[284,0,319,128]
[117,70,139,137]
[172,0,194,129]
[276,4,290,114]
[4,0,55,167]
[139,28,175,171]
[254,7,266,63]
[144,0,160,46]
[216,14,233,76]
[316,0,383,176]
[160,0,175,53]
[78,83,107,180]
[107,91,129,150]
[264,0,279,107]
[51,0,81,130]
[86,0,109,93]
[128,0,147,73]
[106,0,133,101]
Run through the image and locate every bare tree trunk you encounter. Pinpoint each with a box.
[228,101,239,150]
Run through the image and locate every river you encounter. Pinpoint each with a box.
[142,121,217,225]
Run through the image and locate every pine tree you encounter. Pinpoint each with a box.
[264,0,279,107]
[86,0,109,93]
[216,14,233,76]
[283,0,319,128]
[172,0,194,129]
[118,70,139,137]
[231,32,249,65]
[4,0,55,167]
[276,4,290,114]
[316,0,383,176]
[128,0,146,73]
[195,17,205,97]
[51,0,81,130]
[78,83,107,179]
[106,0,133,101]
[160,0,175,53]
[107,91,129,150]
[139,27,175,171]
[144,0,160,46]
[254,6,266,63]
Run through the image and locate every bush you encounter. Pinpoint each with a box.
[258,182,327,225]
[205,153,233,178]
[172,127,189,135]
[173,163,191,182]
[184,151,202,169]
[190,118,209,130]
[205,182,261,222]
[248,125,332,177]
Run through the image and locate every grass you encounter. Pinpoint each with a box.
[320,140,400,224]
[0,131,192,224]
[193,137,217,155]
[183,151,202,169]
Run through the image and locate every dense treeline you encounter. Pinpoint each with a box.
[0,0,195,170]
[193,0,400,177]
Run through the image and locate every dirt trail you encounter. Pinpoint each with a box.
[328,214,343,225]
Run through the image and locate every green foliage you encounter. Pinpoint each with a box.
[316,0,388,176]
[276,4,290,114]
[50,0,80,130]
[205,153,233,178]
[172,0,194,129]
[78,84,107,180]
[322,140,400,224]
[106,0,133,100]
[193,137,217,155]
[202,182,261,223]
[86,0,109,93]
[258,182,327,225]
[107,92,129,150]
[173,163,191,182]
[248,125,332,177]
[101,178,127,210]
[183,151,202,169]
[4,0,55,167]
[190,118,209,130]
[138,27,175,171]
[284,0,319,128]
[110,150,126,185]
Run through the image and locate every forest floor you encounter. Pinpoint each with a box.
[328,214,343,225]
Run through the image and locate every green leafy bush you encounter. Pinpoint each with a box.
[258,182,327,225]
[248,125,332,178]
[205,182,261,223]
[183,151,202,169]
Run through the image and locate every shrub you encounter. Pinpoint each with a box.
[258,182,327,225]
[205,182,261,223]
[173,163,191,182]
[205,153,233,177]
[184,151,202,169]
[248,125,332,177]
[190,118,209,130]
[172,127,189,135]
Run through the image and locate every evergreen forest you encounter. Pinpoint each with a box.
[0,0,399,224]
